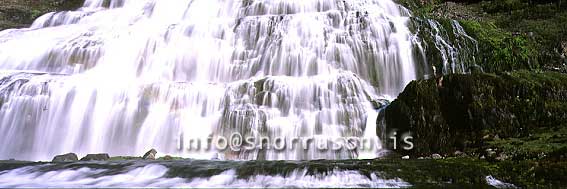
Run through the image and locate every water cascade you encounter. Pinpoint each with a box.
[0,0,475,161]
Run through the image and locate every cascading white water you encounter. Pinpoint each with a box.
[0,0,422,161]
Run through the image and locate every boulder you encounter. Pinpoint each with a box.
[384,71,567,160]
[431,154,442,159]
[143,149,157,160]
[80,153,110,161]
[52,153,78,162]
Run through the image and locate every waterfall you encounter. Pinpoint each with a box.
[0,0,441,161]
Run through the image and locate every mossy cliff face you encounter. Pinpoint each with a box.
[0,0,84,30]
[459,19,540,72]
[384,1,566,187]
[385,70,567,160]
[398,0,567,73]
[458,0,567,72]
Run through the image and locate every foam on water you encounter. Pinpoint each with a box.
[485,175,517,189]
[0,164,410,188]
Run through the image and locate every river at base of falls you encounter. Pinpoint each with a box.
[0,159,518,188]
[0,159,411,188]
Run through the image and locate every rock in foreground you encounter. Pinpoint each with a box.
[143,149,157,160]
[385,70,567,160]
[80,153,110,161]
[52,153,78,162]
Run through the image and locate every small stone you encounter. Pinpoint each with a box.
[417,157,424,160]
[52,153,79,162]
[495,153,509,161]
[454,151,466,157]
[431,154,442,159]
[143,149,157,160]
[162,155,173,160]
[401,155,410,160]
[486,149,497,158]
[80,153,110,161]
[480,155,486,160]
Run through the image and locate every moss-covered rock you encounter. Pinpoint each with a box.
[459,19,540,72]
[0,0,84,30]
[384,70,567,160]
[398,0,567,72]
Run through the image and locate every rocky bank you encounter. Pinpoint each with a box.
[383,0,567,187]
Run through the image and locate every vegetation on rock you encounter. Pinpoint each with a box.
[385,1,567,187]
[398,0,567,72]
[0,0,83,30]
[385,70,567,159]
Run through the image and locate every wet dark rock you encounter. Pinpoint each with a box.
[52,153,78,162]
[385,71,567,160]
[142,149,157,160]
[435,2,483,21]
[80,153,110,161]
[371,99,390,109]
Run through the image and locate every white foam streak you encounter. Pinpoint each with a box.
[0,164,411,188]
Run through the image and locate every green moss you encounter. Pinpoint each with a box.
[488,126,567,161]
[399,0,566,72]
[459,20,539,72]
[491,3,567,67]
[365,157,567,187]
[0,0,84,30]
